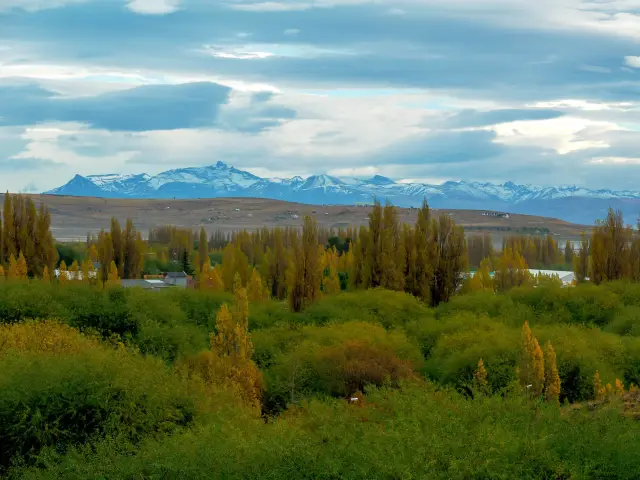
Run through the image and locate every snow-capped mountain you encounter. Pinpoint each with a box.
[45,162,640,224]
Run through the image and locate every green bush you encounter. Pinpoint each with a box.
[605,306,640,337]
[0,347,198,471]
[302,289,432,329]
[14,383,640,480]
[263,321,423,412]
[423,317,520,393]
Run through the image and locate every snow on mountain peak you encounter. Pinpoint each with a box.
[45,163,640,225]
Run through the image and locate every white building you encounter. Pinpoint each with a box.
[528,269,575,286]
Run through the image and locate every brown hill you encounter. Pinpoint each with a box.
[0,194,590,243]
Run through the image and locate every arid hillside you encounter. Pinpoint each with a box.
[0,194,590,242]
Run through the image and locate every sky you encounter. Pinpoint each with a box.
[2,0,640,193]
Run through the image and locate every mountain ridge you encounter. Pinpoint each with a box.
[46,162,640,225]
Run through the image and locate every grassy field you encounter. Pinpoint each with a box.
[0,194,590,242]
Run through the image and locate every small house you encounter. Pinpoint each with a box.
[164,271,190,288]
[120,279,174,290]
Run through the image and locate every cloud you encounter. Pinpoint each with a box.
[0,0,85,12]
[2,0,640,192]
[0,81,297,132]
[437,109,566,129]
[624,56,640,68]
[126,0,181,14]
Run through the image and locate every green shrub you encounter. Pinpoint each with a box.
[605,306,640,337]
[0,346,199,471]
[14,383,640,480]
[263,322,423,412]
[423,317,520,393]
[508,283,621,327]
[302,289,432,329]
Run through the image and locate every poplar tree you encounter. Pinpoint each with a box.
[322,246,341,294]
[106,260,120,288]
[35,204,58,276]
[42,265,50,282]
[69,260,80,282]
[589,209,630,284]
[58,260,68,285]
[564,240,574,267]
[2,194,16,263]
[199,260,211,290]
[593,371,604,401]
[0,209,3,266]
[474,358,489,394]
[198,227,208,271]
[15,252,28,280]
[412,199,434,302]
[81,260,91,284]
[5,253,16,280]
[544,342,561,405]
[430,214,467,306]
[573,232,590,283]
[110,217,124,278]
[204,283,263,409]
[98,231,114,285]
[287,216,323,312]
[247,268,267,302]
[520,322,545,398]
[495,247,530,292]
[380,203,405,291]
[88,244,99,263]
[122,218,140,279]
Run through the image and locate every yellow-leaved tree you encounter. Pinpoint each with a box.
[15,252,28,280]
[105,260,120,288]
[0,265,5,281]
[322,246,342,295]
[594,370,604,401]
[495,248,531,292]
[81,259,91,284]
[287,216,323,312]
[247,268,268,302]
[467,257,494,293]
[41,265,50,283]
[69,260,80,283]
[544,341,561,405]
[181,278,263,412]
[474,358,489,394]
[58,260,68,285]
[519,321,545,397]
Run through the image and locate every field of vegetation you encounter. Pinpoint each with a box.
[1,193,640,478]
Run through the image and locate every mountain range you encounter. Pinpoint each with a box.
[45,162,640,225]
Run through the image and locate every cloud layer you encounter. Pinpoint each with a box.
[2,0,640,192]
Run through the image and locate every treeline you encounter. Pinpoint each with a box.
[195,201,467,309]
[0,193,57,278]
[467,232,572,270]
[574,208,640,284]
[86,218,147,282]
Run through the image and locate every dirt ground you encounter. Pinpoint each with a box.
[1,194,590,243]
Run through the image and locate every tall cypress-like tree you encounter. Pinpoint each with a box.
[2,193,16,264]
[287,216,322,312]
[412,199,434,302]
[573,232,589,283]
[564,240,574,267]
[379,203,405,291]
[544,342,561,405]
[110,217,124,278]
[198,227,208,271]
[430,214,467,306]
[98,230,114,285]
